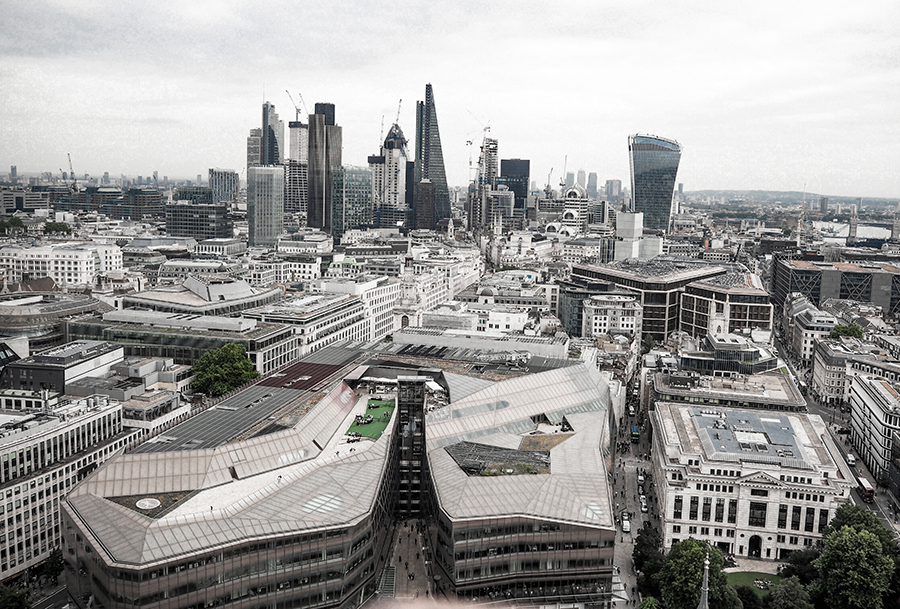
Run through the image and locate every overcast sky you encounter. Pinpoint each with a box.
[2,1,899,199]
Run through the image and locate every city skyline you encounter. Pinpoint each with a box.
[2,2,899,198]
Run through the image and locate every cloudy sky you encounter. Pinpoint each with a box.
[2,1,899,198]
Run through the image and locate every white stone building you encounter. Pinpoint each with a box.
[0,242,123,286]
[848,374,900,482]
[581,294,643,338]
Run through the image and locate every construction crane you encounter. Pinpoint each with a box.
[395,99,402,125]
[545,167,554,199]
[285,90,302,121]
[67,153,77,194]
[559,155,568,188]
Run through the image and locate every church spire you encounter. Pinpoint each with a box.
[696,549,710,609]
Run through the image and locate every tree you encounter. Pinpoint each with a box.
[43,221,72,235]
[0,585,29,609]
[655,539,740,609]
[638,597,662,609]
[767,576,813,609]
[814,526,894,609]
[641,334,655,355]
[192,343,259,397]
[633,526,666,597]
[734,584,763,609]
[43,548,64,580]
[778,545,821,585]
[830,324,863,339]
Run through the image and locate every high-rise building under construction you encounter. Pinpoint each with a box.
[415,84,451,223]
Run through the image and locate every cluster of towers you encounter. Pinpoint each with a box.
[245,85,453,246]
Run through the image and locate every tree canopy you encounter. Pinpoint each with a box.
[768,576,813,609]
[655,539,739,609]
[830,324,864,339]
[633,525,665,597]
[814,526,894,609]
[192,343,259,397]
[0,585,29,609]
[43,221,72,235]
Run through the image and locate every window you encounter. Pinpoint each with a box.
[673,495,683,519]
[688,526,697,535]
[715,498,724,523]
[818,509,829,534]
[700,527,710,535]
[791,506,802,531]
[750,489,769,497]
[805,507,816,532]
[728,499,737,524]
[778,504,788,529]
[672,525,681,533]
[702,497,712,521]
[777,534,786,543]
[689,496,699,520]
[748,502,767,527]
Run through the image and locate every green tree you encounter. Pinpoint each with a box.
[830,324,864,339]
[43,548,65,579]
[778,545,821,585]
[655,539,740,609]
[814,526,894,609]
[633,526,666,597]
[641,334,655,355]
[638,597,662,609]
[43,221,72,235]
[192,343,259,397]
[767,576,813,609]
[0,584,29,609]
[734,584,763,609]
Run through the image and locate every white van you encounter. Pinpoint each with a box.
[847,454,856,466]
[628,405,636,417]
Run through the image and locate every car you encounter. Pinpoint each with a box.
[622,519,631,533]
[637,474,645,484]
[641,502,649,513]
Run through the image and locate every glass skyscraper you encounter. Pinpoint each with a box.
[415,84,451,222]
[248,165,285,247]
[332,165,373,241]
[307,105,342,233]
[628,134,682,231]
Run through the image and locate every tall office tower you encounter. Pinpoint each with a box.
[678,182,683,196]
[307,105,343,233]
[261,102,284,166]
[9,166,16,182]
[414,84,451,222]
[819,196,829,215]
[332,165,373,240]
[369,123,410,229]
[566,172,575,188]
[605,179,622,202]
[628,134,682,231]
[247,165,285,247]
[576,169,586,188]
[314,102,336,127]
[102,171,110,185]
[500,158,530,228]
[468,138,499,229]
[209,168,239,205]
[289,121,309,163]
[247,128,262,168]
[587,172,598,199]
[413,179,435,230]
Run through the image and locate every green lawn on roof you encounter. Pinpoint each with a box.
[346,400,396,440]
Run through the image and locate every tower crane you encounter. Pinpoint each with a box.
[285,90,302,121]
[67,153,77,194]
[395,99,402,124]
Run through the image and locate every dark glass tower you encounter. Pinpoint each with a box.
[261,102,283,165]
[415,84,451,222]
[307,105,342,233]
[628,134,682,231]
[500,158,530,214]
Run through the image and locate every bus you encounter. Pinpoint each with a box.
[631,425,640,443]
[857,477,875,503]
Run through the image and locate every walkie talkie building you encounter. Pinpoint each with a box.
[628,134,682,231]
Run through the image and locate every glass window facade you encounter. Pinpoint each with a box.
[628,134,682,231]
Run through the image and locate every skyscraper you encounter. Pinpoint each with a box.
[307,104,342,233]
[246,128,262,169]
[468,138,499,229]
[285,121,309,215]
[587,172,598,199]
[261,102,284,166]
[414,84,451,223]
[332,165,373,241]
[500,158,530,229]
[209,168,239,205]
[628,134,682,231]
[576,169,586,188]
[247,165,285,247]
[605,179,622,202]
[369,123,410,228]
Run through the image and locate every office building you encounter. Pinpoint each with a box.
[500,158,530,228]
[468,138,500,230]
[120,275,281,316]
[652,370,807,412]
[332,165,373,240]
[587,172,598,199]
[651,403,854,560]
[413,180,435,230]
[565,172,575,188]
[581,294,643,337]
[308,105,342,233]
[247,127,262,169]
[576,168,586,188]
[850,374,900,484]
[166,201,233,241]
[0,243,122,286]
[819,196,829,215]
[248,165,285,247]
[208,168,239,205]
[289,121,309,163]
[63,344,616,608]
[369,123,411,229]
[679,334,779,376]
[261,102,284,166]
[286,120,310,215]
[628,134,682,231]
[679,272,774,338]
[605,179,622,202]
[414,84,451,223]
